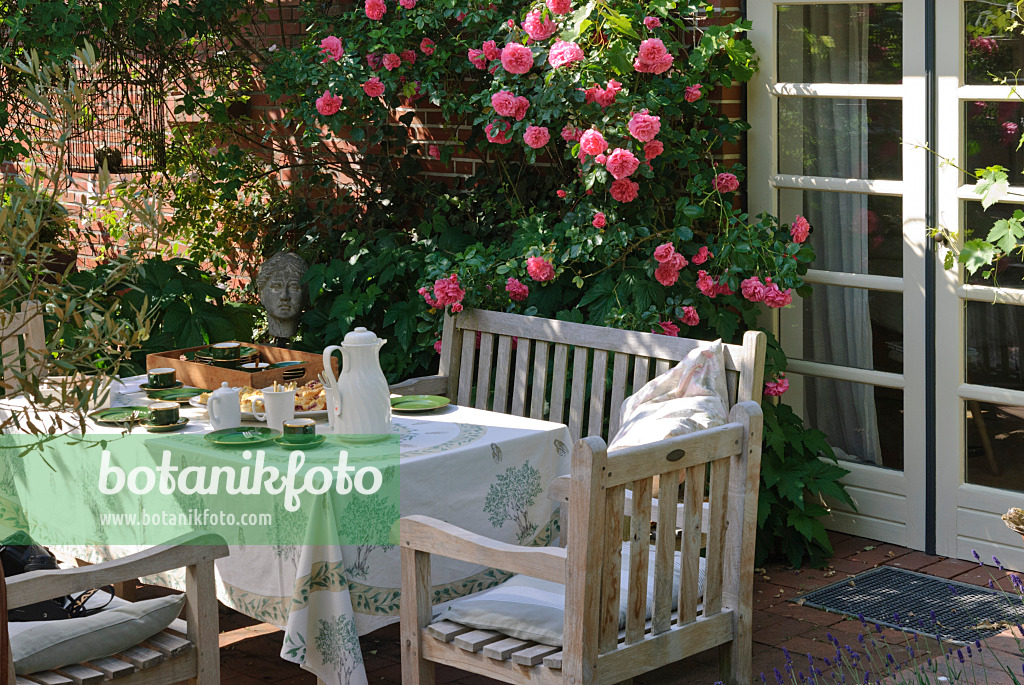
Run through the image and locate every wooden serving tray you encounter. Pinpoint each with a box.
[146,342,335,390]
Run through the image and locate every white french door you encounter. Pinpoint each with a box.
[748,1,929,549]
[752,0,1024,566]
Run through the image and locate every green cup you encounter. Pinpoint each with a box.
[281,418,317,444]
[210,342,242,361]
[148,401,180,426]
[147,367,177,389]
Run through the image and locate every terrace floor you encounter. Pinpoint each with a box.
[163,531,1024,684]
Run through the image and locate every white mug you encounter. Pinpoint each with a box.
[252,389,296,433]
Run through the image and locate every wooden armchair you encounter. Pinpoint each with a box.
[400,401,763,685]
[3,532,229,685]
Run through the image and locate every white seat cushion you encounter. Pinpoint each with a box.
[9,593,185,675]
[434,543,705,646]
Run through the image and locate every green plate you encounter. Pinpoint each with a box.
[89,406,151,424]
[139,381,184,392]
[146,387,209,403]
[268,361,306,369]
[205,426,281,445]
[142,418,189,433]
[390,395,451,412]
[274,435,327,449]
[337,433,393,444]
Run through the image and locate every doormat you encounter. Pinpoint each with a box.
[795,566,1024,644]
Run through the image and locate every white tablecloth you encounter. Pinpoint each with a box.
[0,375,572,685]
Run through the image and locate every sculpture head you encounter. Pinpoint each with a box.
[257,252,308,339]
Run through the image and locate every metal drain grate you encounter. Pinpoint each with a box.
[795,566,1024,643]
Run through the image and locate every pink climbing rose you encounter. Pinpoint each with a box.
[433,274,466,306]
[764,375,790,397]
[654,263,679,287]
[523,125,550,149]
[680,306,700,327]
[592,212,606,228]
[653,242,675,263]
[634,38,673,74]
[428,145,440,159]
[491,90,518,117]
[315,90,342,115]
[320,36,344,62]
[548,40,584,68]
[692,246,711,265]
[399,0,416,7]
[740,276,767,303]
[628,111,661,142]
[713,172,739,193]
[656,320,680,337]
[644,140,664,160]
[609,178,639,203]
[420,38,435,55]
[527,256,556,282]
[500,43,534,74]
[433,339,443,354]
[506,277,530,301]
[485,120,513,144]
[561,125,583,142]
[482,40,500,61]
[365,0,386,20]
[468,48,487,69]
[556,189,567,198]
[605,148,640,180]
[418,286,439,308]
[790,215,811,243]
[684,84,703,102]
[523,9,557,40]
[402,49,417,65]
[362,77,385,97]
[763,282,793,309]
[546,0,571,14]
[383,53,401,70]
[579,129,608,156]
[643,16,661,28]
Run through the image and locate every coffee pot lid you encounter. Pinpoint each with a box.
[342,327,381,346]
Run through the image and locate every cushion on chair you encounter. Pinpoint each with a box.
[434,543,705,646]
[10,593,185,675]
[608,341,728,451]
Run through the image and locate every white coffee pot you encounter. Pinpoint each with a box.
[322,327,392,435]
[207,382,242,431]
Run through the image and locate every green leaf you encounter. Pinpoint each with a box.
[959,239,1000,275]
[986,217,1024,255]
[602,8,639,39]
[562,1,594,42]
[975,166,1010,210]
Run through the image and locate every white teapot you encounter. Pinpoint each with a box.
[322,327,392,435]
[207,382,242,431]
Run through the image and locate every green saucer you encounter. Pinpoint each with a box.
[390,395,451,412]
[337,433,392,444]
[205,426,281,445]
[274,435,327,449]
[146,387,208,403]
[140,381,184,392]
[89,406,151,424]
[142,418,189,433]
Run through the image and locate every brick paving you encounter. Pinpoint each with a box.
[138,531,1024,683]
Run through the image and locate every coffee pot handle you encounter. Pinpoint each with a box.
[323,345,343,380]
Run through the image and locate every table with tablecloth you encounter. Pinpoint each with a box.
[0,377,572,685]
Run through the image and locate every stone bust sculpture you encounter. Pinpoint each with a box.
[257,252,308,342]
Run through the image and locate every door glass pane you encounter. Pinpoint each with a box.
[779,189,903,276]
[782,285,902,373]
[778,98,902,180]
[965,201,1024,288]
[965,301,1024,390]
[964,0,1024,85]
[788,372,904,470]
[965,400,1024,492]
[964,101,1024,178]
[777,3,903,84]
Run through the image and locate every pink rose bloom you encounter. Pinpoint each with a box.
[680,306,699,327]
[692,246,711,265]
[548,40,584,68]
[485,120,513,144]
[716,281,734,297]
[320,36,344,62]
[596,79,621,108]
[763,283,793,309]
[451,302,464,313]
[643,16,661,28]
[556,189,567,198]
[315,90,342,116]
[634,38,673,74]
[740,276,766,302]
[383,53,401,70]
[433,274,466,306]
[428,144,441,159]
[764,375,789,397]
[523,9,557,41]
[420,38,435,55]
[594,153,607,165]
[491,90,519,117]
[418,285,439,308]
[579,129,608,155]
[400,0,416,7]
[668,252,688,270]
[546,0,571,14]
[654,263,679,287]
[684,84,703,102]
[434,339,443,354]
[523,125,550,149]
[483,40,500,61]
[468,48,487,69]
[791,215,810,243]
[362,77,385,97]
[365,0,386,20]
[366,52,382,70]
[628,110,661,142]
[1002,121,1020,145]
[506,277,530,301]
[653,242,675,263]
[455,11,466,21]
[501,43,534,74]
[609,178,639,203]
[656,320,680,337]
[561,125,583,142]
[644,140,664,160]
[605,148,640,180]
[713,172,739,193]
[592,212,606,228]
[697,270,719,297]
[527,256,556,282]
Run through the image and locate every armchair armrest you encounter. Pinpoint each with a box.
[389,374,449,396]
[6,532,229,610]
[547,475,710,531]
[401,515,566,584]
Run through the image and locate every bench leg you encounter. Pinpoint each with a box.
[400,547,435,685]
